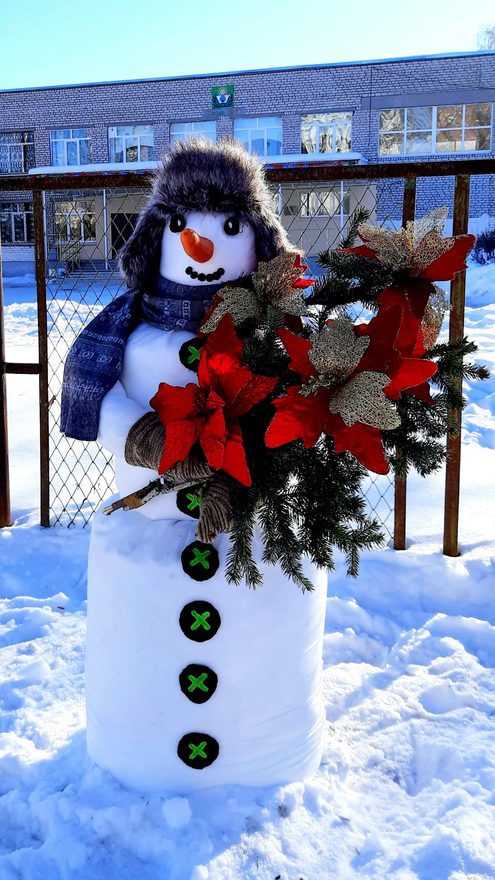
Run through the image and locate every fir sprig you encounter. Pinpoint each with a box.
[219,211,489,588]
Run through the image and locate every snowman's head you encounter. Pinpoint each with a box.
[119,138,295,292]
[159,209,257,286]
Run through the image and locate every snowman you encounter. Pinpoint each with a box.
[61,139,327,792]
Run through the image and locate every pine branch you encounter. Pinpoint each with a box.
[306,252,392,309]
[316,206,373,266]
[259,494,315,592]
[336,206,373,250]
[226,488,262,588]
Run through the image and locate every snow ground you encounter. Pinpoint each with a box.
[0,264,494,880]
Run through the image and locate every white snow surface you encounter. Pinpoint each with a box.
[1,263,494,880]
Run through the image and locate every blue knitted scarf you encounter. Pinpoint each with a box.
[60,274,225,440]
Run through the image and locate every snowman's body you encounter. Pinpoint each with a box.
[84,204,328,792]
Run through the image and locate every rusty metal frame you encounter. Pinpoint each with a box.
[443,174,471,556]
[1,156,494,192]
[0,235,11,527]
[0,158,493,550]
[33,191,50,527]
[393,176,417,551]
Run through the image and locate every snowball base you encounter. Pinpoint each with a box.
[86,498,327,793]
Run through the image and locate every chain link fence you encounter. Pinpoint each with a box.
[46,185,150,525]
[2,158,490,551]
[39,174,410,537]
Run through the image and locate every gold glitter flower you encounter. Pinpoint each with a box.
[200,252,310,334]
[348,207,475,281]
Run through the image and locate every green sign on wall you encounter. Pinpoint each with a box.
[211,85,234,110]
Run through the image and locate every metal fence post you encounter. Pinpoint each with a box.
[33,191,50,527]
[443,174,470,557]
[393,176,417,550]
[0,235,12,527]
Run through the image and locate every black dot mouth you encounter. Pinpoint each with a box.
[185,266,225,282]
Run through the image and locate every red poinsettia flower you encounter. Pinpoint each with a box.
[338,211,475,362]
[341,237,475,282]
[265,307,437,474]
[339,210,475,283]
[150,314,278,486]
[291,253,317,289]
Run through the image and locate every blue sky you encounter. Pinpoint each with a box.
[1,0,494,90]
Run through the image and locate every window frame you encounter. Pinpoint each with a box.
[170,120,217,143]
[282,183,350,229]
[0,131,35,174]
[108,125,155,163]
[0,202,34,243]
[49,128,92,166]
[233,116,283,157]
[378,102,493,157]
[54,199,97,244]
[300,112,353,154]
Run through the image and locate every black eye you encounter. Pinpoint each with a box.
[223,217,241,236]
[169,213,186,233]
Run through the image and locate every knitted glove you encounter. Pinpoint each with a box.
[124,412,215,486]
[165,457,214,485]
[124,412,165,470]
[196,471,234,542]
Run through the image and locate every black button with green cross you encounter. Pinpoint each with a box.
[179,663,218,704]
[179,600,221,642]
[176,485,202,520]
[181,540,219,581]
[177,732,219,769]
[178,337,206,373]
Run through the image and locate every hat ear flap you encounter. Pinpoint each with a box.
[118,205,166,291]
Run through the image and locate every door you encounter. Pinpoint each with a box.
[110,213,139,259]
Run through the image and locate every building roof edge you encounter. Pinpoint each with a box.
[1,49,495,94]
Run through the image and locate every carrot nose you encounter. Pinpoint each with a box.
[180,228,214,263]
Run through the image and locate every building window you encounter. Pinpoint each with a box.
[0,202,34,243]
[54,200,96,242]
[108,125,154,162]
[282,185,349,226]
[0,132,35,173]
[170,121,217,144]
[50,129,92,166]
[233,117,282,157]
[379,103,493,156]
[301,113,352,154]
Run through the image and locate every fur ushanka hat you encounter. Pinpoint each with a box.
[119,137,294,291]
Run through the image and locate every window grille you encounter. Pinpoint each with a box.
[0,132,35,173]
[0,202,34,243]
[54,199,96,242]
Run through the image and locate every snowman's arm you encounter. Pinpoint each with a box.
[97,380,149,459]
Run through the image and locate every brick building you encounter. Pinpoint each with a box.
[1,49,494,275]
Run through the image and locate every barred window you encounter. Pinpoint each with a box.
[108,125,154,162]
[170,121,216,144]
[301,113,352,154]
[233,117,282,157]
[0,132,35,173]
[1,202,34,243]
[54,200,96,242]
[379,103,492,156]
[50,129,92,166]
